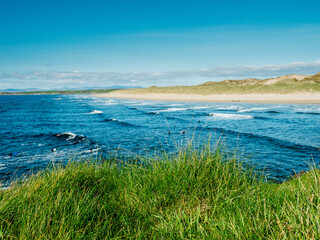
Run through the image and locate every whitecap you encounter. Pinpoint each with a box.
[190,106,211,109]
[89,110,103,114]
[83,148,102,153]
[209,113,254,120]
[158,108,189,112]
[216,106,240,110]
[63,132,77,140]
[103,118,118,122]
[237,107,268,113]
[104,102,118,105]
[56,132,81,141]
[167,103,183,106]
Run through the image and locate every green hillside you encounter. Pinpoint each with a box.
[116,72,320,95]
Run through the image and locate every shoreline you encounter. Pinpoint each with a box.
[94,92,320,104]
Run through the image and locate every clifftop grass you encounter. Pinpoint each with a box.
[0,144,320,239]
[116,72,320,95]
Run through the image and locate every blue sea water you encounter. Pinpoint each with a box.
[0,94,319,184]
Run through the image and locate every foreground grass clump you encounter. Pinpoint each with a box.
[0,145,320,239]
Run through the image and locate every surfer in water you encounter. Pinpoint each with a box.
[51,148,56,152]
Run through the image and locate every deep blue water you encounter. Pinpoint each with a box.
[0,94,319,184]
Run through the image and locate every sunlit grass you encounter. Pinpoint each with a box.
[116,73,320,95]
[0,142,319,239]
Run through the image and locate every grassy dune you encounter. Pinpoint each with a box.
[0,143,320,239]
[116,72,320,95]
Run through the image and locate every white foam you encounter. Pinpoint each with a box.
[104,102,118,105]
[209,113,254,120]
[295,107,320,112]
[89,110,103,114]
[216,106,240,110]
[168,103,182,106]
[60,132,78,140]
[83,148,101,153]
[237,107,268,113]
[158,108,189,112]
[135,102,150,106]
[190,106,210,109]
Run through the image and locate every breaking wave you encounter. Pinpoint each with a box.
[209,113,254,120]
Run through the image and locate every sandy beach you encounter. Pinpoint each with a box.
[94,92,320,104]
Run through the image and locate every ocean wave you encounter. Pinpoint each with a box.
[54,132,86,142]
[135,102,150,106]
[158,108,189,112]
[166,103,183,106]
[102,118,118,122]
[88,110,103,114]
[216,106,240,111]
[190,106,211,109]
[296,111,320,115]
[129,107,140,110]
[266,110,280,114]
[81,147,102,154]
[147,111,159,115]
[122,101,138,104]
[209,113,254,120]
[102,118,138,128]
[237,107,268,113]
[202,126,319,153]
[104,102,118,105]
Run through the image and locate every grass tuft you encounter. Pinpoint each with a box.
[0,143,320,239]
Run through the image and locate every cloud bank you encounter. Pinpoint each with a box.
[1,60,320,89]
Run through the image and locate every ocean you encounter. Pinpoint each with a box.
[0,94,319,184]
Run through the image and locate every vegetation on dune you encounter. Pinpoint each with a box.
[116,72,320,95]
[0,142,320,239]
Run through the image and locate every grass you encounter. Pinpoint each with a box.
[0,142,320,239]
[116,72,320,95]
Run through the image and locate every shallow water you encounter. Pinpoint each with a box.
[0,94,319,183]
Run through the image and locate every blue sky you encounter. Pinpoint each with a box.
[0,0,320,89]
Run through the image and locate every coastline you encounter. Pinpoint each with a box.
[94,92,320,104]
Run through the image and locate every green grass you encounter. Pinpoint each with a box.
[117,72,320,95]
[0,143,320,239]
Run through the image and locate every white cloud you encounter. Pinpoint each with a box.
[1,60,320,89]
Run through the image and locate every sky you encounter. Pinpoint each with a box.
[0,0,320,90]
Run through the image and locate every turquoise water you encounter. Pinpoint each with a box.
[0,94,319,183]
